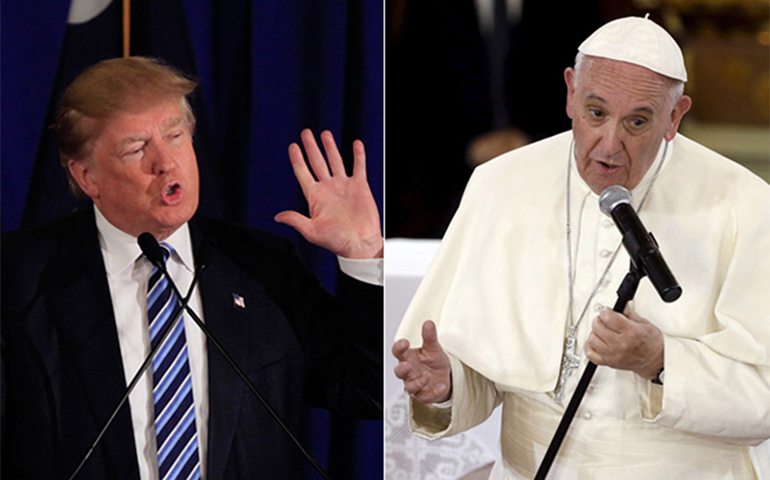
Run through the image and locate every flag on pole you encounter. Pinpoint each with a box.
[21,0,122,228]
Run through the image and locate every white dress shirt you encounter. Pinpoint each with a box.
[95,207,383,479]
[95,207,209,480]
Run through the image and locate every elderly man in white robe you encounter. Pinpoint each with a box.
[392,16,770,480]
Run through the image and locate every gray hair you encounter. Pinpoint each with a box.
[573,52,684,102]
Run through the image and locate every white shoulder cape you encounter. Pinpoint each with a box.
[395,131,770,393]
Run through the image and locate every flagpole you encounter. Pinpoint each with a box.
[123,0,130,57]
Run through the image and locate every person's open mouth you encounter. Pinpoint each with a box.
[160,182,182,205]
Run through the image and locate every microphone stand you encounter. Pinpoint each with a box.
[141,235,329,479]
[534,261,645,480]
[154,261,331,480]
[67,260,209,480]
[70,235,330,480]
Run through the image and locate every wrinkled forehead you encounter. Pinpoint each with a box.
[576,57,674,108]
[89,100,190,148]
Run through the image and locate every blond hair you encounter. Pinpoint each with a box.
[56,56,198,197]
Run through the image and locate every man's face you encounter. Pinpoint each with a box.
[565,57,691,195]
[70,99,199,240]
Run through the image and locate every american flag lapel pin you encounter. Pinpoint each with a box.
[232,293,246,309]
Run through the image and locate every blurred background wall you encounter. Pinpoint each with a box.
[386,0,770,239]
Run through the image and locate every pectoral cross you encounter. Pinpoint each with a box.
[554,329,581,403]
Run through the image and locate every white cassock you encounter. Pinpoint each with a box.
[395,131,770,479]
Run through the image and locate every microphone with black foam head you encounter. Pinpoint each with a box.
[67,233,214,480]
[138,233,330,480]
[599,185,682,303]
[139,233,217,305]
[535,189,683,479]
[137,232,165,266]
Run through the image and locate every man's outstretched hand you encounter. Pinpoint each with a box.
[393,321,452,404]
[275,129,383,259]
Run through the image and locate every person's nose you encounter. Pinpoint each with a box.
[149,139,178,175]
[597,122,625,158]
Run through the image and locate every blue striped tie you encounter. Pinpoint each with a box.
[147,243,201,480]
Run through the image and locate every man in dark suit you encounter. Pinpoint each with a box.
[2,57,383,479]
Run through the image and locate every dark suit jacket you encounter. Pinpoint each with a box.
[1,206,382,479]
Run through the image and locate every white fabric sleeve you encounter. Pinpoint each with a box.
[640,177,770,445]
[337,256,383,286]
[637,176,770,446]
[638,335,770,446]
[408,354,503,440]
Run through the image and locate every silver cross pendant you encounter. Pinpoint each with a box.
[554,330,581,403]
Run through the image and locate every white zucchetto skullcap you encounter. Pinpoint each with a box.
[578,15,687,82]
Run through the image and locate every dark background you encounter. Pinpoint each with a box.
[1,1,383,478]
[386,0,769,239]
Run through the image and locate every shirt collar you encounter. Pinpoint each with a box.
[94,205,195,277]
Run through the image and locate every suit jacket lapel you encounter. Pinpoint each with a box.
[48,208,140,479]
[190,220,249,480]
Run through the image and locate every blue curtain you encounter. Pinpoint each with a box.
[1,1,383,478]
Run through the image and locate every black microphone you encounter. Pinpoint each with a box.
[68,234,213,480]
[137,234,331,480]
[138,232,165,265]
[535,189,683,479]
[599,185,682,303]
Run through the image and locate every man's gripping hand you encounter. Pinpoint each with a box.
[585,306,664,381]
[392,320,452,404]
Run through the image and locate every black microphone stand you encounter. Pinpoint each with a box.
[67,259,209,480]
[70,235,330,479]
[154,261,331,480]
[534,261,645,480]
